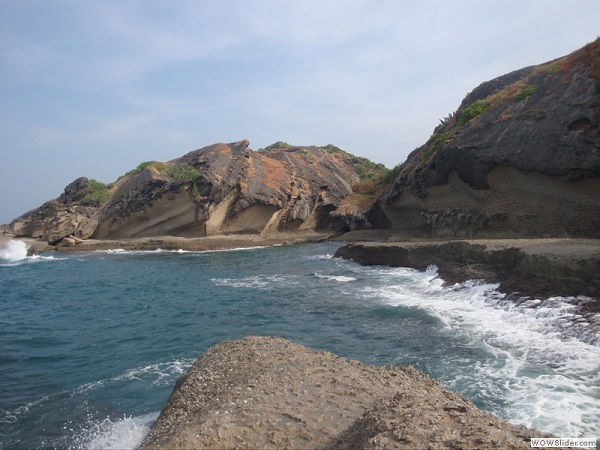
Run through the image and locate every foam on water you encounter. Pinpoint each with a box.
[0,240,28,262]
[314,273,357,282]
[365,265,600,436]
[0,240,60,266]
[72,412,158,450]
[211,274,301,289]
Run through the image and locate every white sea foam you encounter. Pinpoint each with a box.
[201,245,268,253]
[0,240,28,262]
[0,240,61,266]
[74,412,158,450]
[364,264,600,436]
[74,358,195,395]
[211,274,300,289]
[314,273,357,282]
[97,246,268,256]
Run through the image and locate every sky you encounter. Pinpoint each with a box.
[1,0,599,224]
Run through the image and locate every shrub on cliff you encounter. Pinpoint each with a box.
[82,179,111,205]
[458,99,488,124]
[165,163,199,181]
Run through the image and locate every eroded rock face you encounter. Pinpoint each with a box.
[94,141,362,239]
[10,141,373,243]
[139,336,546,449]
[379,39,600,238]
[10,177,99,244]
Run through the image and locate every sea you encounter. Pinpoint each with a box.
[0,239,598,448]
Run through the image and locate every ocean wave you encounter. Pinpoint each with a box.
[314,273,357,282]
[71,412,158,450]
[74,358,195,395]
[0,240,62,266]
[211,274,300,289]
[364,266,600,436]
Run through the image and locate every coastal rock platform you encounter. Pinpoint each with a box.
[334,238,600,301]
[140,336,546,449]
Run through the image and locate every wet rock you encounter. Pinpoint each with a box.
[334,238,600,300]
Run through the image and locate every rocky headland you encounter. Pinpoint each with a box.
[139,336,550,450]
[8,141,384,248]
[369,38,600,239]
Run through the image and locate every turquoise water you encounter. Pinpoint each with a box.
[0,240,598,448]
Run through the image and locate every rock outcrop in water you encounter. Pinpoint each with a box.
[140,336,549,449]
[373,38,600,238]
[9,141,385,245]
[334,238,600,300]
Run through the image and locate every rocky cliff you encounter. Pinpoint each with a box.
[9,141,385,245]
[375,38,600,238]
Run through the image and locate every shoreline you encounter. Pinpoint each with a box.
[333,236,600,308]
[3,231,600,303]
[0,231,335,255]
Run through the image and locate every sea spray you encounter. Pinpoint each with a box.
[70,412,158,450]
[0,240,28,262]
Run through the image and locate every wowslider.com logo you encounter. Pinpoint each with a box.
[531,438,597,448]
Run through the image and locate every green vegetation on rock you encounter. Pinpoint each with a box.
[165,163,200,181]
[323,144,343,154]
[82,179,111,204]
[121,160,167,179]
[421,132,451,162]
[383,163,403,183]
[352,156,388,181]
[458,99,488,124]
[258,141,293,152]
[165,163,201,200]
[515,85,536,101]
[437,112,456,129]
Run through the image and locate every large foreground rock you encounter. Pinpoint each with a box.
[140,336,547,449]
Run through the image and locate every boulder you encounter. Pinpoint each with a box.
[140,336,548,449]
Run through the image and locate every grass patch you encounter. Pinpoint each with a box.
[458,99,488,124]
[82,179,111,204]
[515,84,536,101]
[120,160,167,179]
[421,132,450,162]
[258,141,293,151]
[383,163,402,183]
[165,163,201,200]
[165,163,199,181]
[323,144,343,154]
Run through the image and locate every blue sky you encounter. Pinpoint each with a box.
[1,0,599,224]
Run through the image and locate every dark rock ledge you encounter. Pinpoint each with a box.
[334,238,600,303]
[139,336,550,449]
